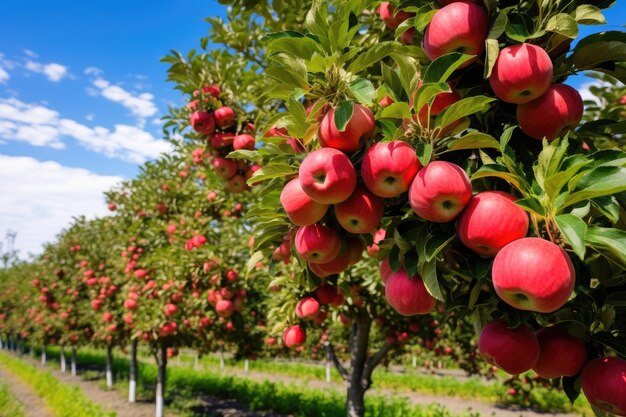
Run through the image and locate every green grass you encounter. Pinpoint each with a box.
[0,351,114,417]
[0,381,26,417]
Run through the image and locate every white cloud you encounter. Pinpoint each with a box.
[0,154,122,257]
[25,61,69,82]
[0,67,9,84]
[0,98,172,163]
[84,66,103,76]
[85,114,95,121]
[23,49,38,58]
[91,77,158,120]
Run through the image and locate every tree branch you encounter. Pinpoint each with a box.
[362,342,394,387]
[326,342,348,381]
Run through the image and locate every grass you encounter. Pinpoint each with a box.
[0,351,114,417]
[0,381,26,417]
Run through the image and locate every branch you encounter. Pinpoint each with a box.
[326,342,348,381]
[362,342,394,386]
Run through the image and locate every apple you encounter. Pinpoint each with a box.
[517,83,584,141]
[194,85,220,98]
[377,2,415,31]
[294,223,341,263]
[164,303,178,316]
[108,203,116,211]
[581,357,626,416]
[233,134,255,150]
[478,320,540,375]
[124,299,138,310]
[280,178,329,226]
[361,141,421,198]
[379,257,393,284]
[315,284,339,305]
[532,326,587,378]
[385,269,436,315]
[102,312,113,322]
[189,111,215,135]
[212,157,238,179]
[492,237,575,313]
[214,106,235,128]
[134,269,148,279]
[226,174,247,193]
[298,148,357,204]
[367,228,387,258]
[346,237,364,265]
[215,299,234,318]
[334,185,384,234]
[423,2,489,68]
[318,103,375,153]
[315,243,352,275]
[283,325,306,348]
[409,161,472,222]
[295,297,320,321]
[379,95,394,107]
[414,82,462,131]
[489,43,553,104]
[309,262,330,278]
[457,191,529,257]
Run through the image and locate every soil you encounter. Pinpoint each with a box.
[0,365,53,417]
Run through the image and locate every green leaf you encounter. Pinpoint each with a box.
[468,281,482,308]
[573,5,606,25]
[447,131,500,151]
[505,12,534,42]
[420,260,444,301]
[380,102,411,119]
[568,31,626,82]
[472,164,523,191]
[545,13,579,39]
[435,96,495,131]
[565,166,626,207]
[484,39,500,79]
[347,42,396,74]
[348,78,376,105]
[586,227,626,269]
[246,251,265,274]
[415,142,433,166]
[414,82,450,118]
[555,214,587,260]
[562,376,580,405]
[424,235,455,262]
[266,36,324,60]
[247,164,297,184]
[516,197,545,217]
[334,100,354,132]
[423,53,475,84]
[605,291,626,307]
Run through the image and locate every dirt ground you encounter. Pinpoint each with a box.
[0,366,53,417]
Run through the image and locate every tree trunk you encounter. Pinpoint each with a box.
[154,345,167,417]
[105,344,114,389]
[129,339,138,403]
[41,344,47,366]
[71,346,77,376]
[326,347,332,383]
[0,335,4,350]
[60,346,66,372]
[193,352,199,370]
[244,359,249,372]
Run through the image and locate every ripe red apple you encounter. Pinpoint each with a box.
[194,85,220,98]
[517,83,584,141]
[190,111,216,135]
[361,141,421,198]
[164,303,178,316]
[532,326,587,378]
[134,269,148,279]
[423,2,489,68]
[345,237,364,265]
[315,284,339,305]
[492,237,575,313]
[226,174,247,193]
[124,299,138,310]
[581,357,626,416]
[318,104,375,153]
[489,43,553,104]
[102,312,113,322]
[385,269,436,316]
[295,297,320,321]
[108,203,116,211]
[233,134,255,150]
[377,2,415,30]
[309,262,330,278]
[294,223,341,263]
[409,161,472,223]
[214,106,235,128]
[478,320,540,375]
[335,185,384,234]
[216,299,234,318]
[298,148,357,204]
[283,325,306,348]
[212,157,237,179]
[280,178,328,226]
[315,244,352,275]
[457,191,529,257]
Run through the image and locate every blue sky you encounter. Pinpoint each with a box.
[0,1,624,257]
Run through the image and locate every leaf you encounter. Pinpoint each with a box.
[447,131,500,151]
[586,227,626,269]
[468,281,482,308]
[555,214,587,260]
[424,235,455,262]
[266,36,324,60]
[562,376,581,404]
[565,166,626,207]
[516,197,545,217]
[247,164,297,184]
[414,82,450,118]
[347,42,397,74]
[423,53,475,84]
[472,164,523,191]
[246,251,265,274]
[348,78,376,105]
[568,31,626,82]
[484,39,500,79]
[545,13,578,39]
[573,5,606,25]
[605,291,626,307]
[505,12,534,42]
[420,260,444,301]
[435,96,496,132]
[380,102,411,119]
[334,100,354,132]
[415,142,433,166]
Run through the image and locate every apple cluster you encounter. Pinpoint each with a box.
[187,85,259,193]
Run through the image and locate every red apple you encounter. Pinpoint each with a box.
[108,203,116,211]
[318,104,375,153]
[409,161,472,222]
[414,82,462,131]
[581,357,626,416]
[379,257,393,284]
[315,284,339,305]
[164,303,178,316]
[367,228,387,258]
[215,299,234,318]
[295,297,320,321]
[102,312,113,322]
[315,244,352,275]
[385,269,436,315]
[190,111,215,135]
[280,178,328,226]
[283,325,306,348]
[212,157,238,179]
[334,185,384,234]
[214,106,235,128]
[377,2,415,30]
[532,326,587,378]
[423,2,489,68]
[124,299,138,310]
[309,262,330,278]
[478,320,540,375]
[298,148,357,204]
[226,174,247,193]
[233,134,255,150]
[361,141,421,198]
[517,83,584,141]
[489,44,553,104]
[345,237,364,265]
[457,191,529,257]
[492,237,575,313]
[294,223,341,263]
